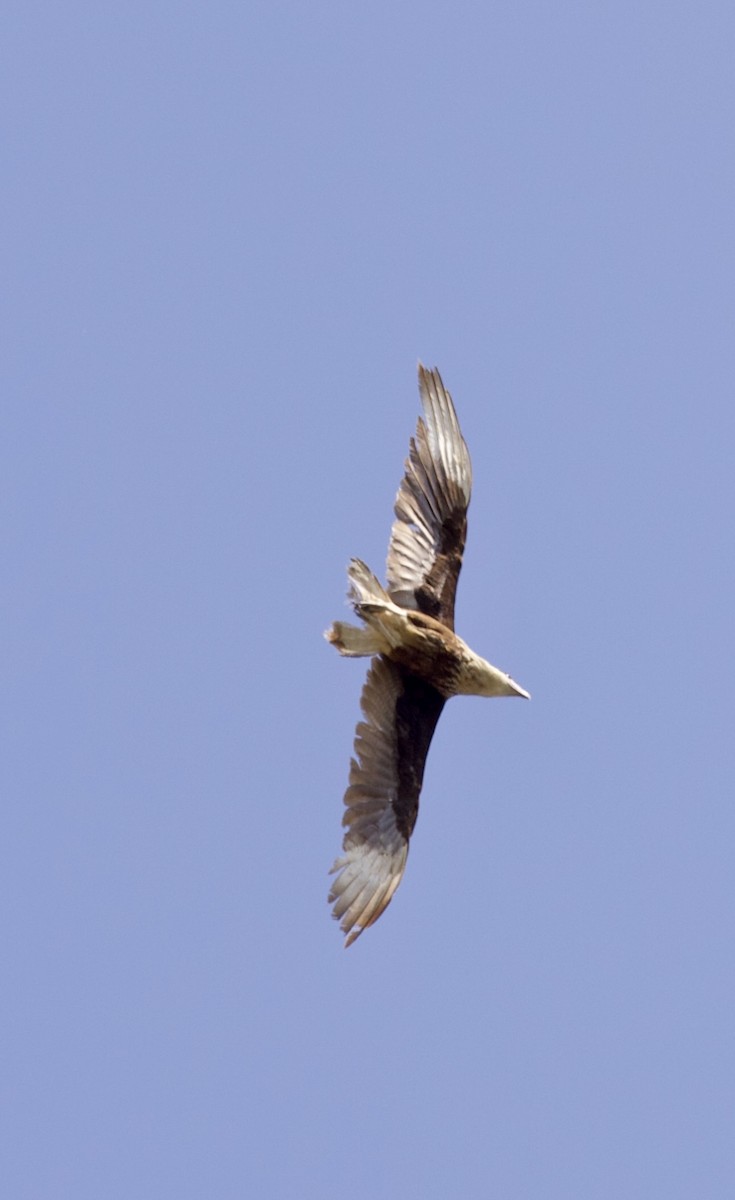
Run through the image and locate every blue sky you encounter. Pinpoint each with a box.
[4,2,735,1196]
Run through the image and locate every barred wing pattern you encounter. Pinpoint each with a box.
[386,365,473,631]
[329,656,445,947]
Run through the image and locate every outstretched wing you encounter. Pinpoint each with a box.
[386,364,473,631]
[329,656,445,947]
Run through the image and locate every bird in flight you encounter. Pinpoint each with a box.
[326,365,530,946]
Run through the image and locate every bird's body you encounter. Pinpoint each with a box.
[329,559,527,701]
[326,365,529,946]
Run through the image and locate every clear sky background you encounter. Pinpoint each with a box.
[4,3,735,1197]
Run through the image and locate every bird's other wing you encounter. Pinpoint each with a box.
[386,364,473,631]
[329,656,445,947]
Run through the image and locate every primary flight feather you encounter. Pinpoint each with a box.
[326,365,529,946]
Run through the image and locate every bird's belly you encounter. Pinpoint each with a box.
[381,618,462,697]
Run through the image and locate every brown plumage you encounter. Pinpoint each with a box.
[326,365,529,946]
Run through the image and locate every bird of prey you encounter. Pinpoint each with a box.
[325,365,530,946]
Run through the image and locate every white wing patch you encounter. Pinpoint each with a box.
[328,657,408,947]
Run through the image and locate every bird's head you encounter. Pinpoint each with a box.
[463,653,531,699]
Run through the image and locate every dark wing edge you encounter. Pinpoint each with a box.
[386,364,473,630]
[329,657,445,947]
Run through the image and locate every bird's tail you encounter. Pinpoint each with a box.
[325,559,403,658]
[346,558,392,611]
[324,621,385,657]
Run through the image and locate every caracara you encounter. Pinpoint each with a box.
[326,365,529,946]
